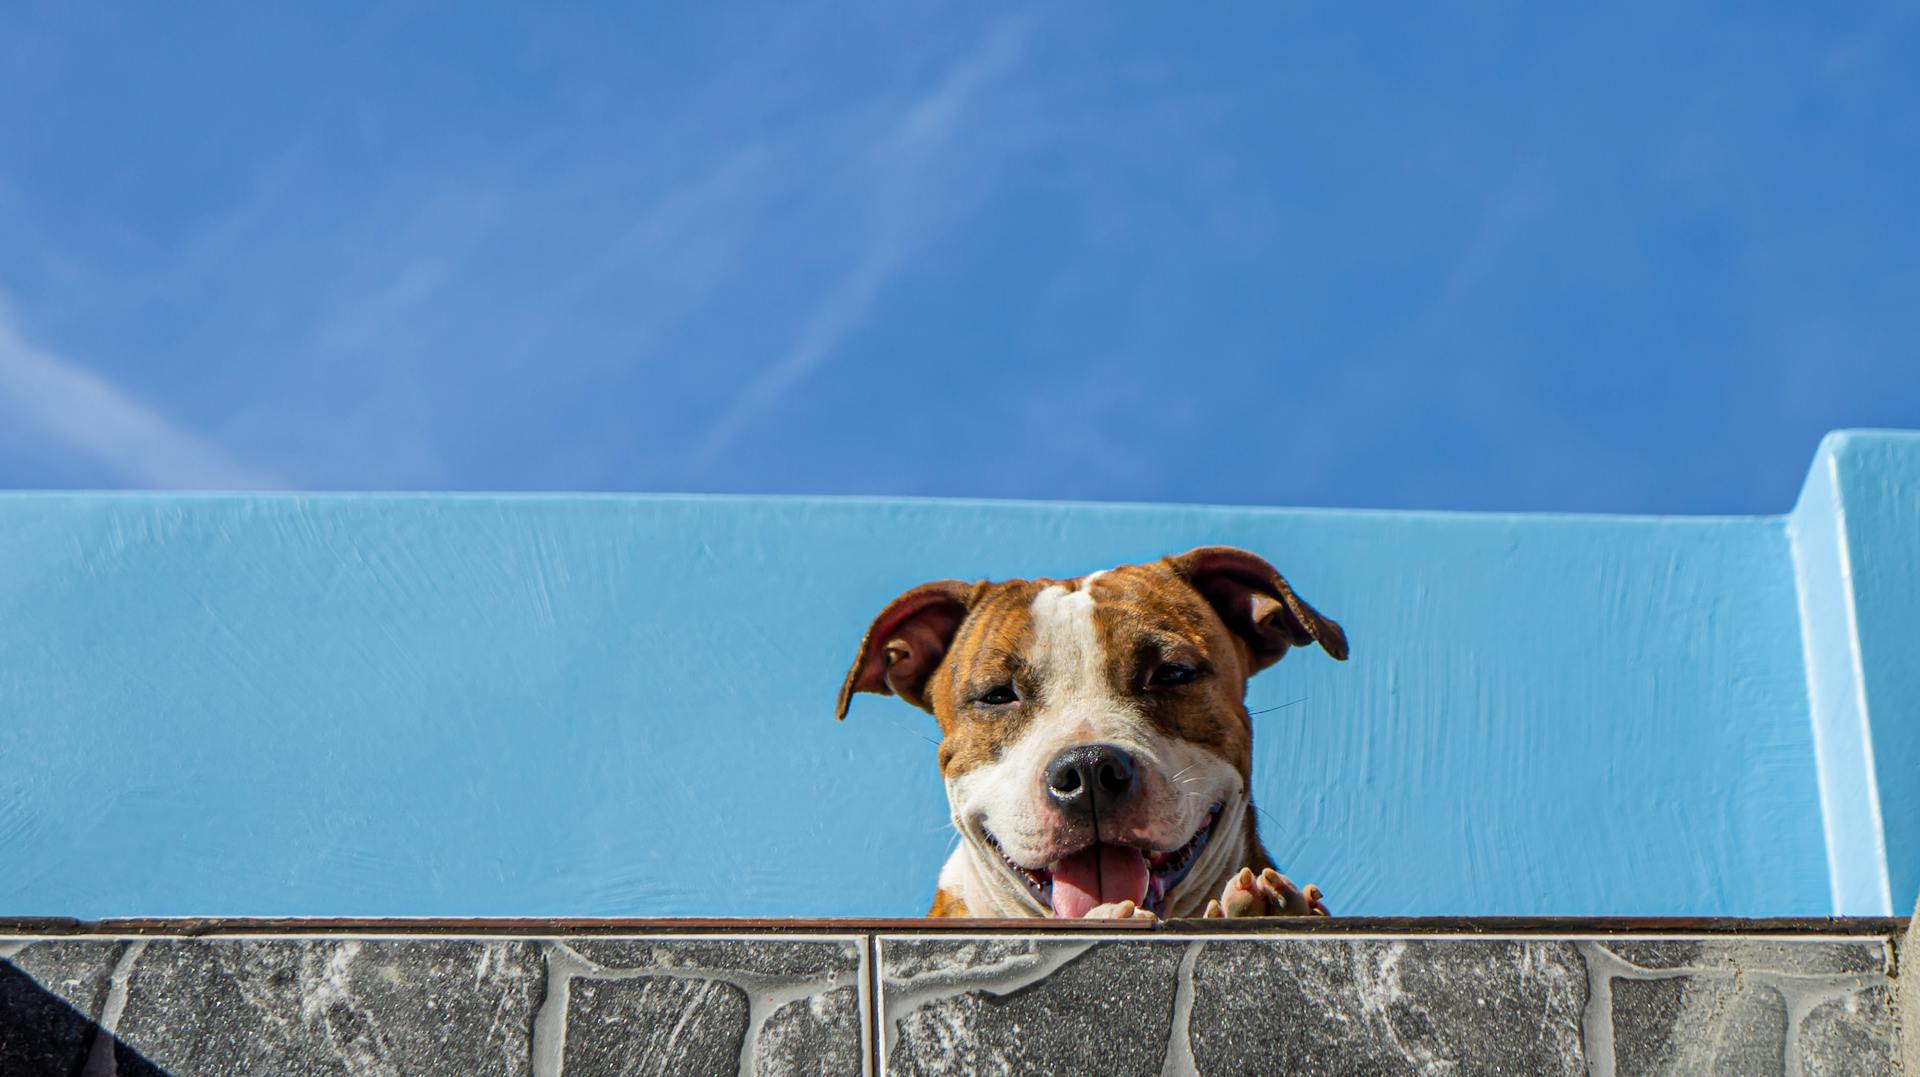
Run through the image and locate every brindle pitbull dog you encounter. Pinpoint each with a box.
[837,546,1346,920]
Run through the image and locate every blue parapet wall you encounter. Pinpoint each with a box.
[1,432,1914,919]
[1790,431,1920,915]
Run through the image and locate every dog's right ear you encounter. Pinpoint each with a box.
[836,581,975,720]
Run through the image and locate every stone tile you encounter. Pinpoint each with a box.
[1798,986,1900,1077]
[1601,938,1889,976]
[4,939,123,1019]
[1187,939,1587,1076]
[878,937,1590,1076]
[1594,937,1901,1077]
[568,938,859,982]
[756,985,864,1077]
[1,940,137,1077]
[879,937,1187,1075]
[3,930,1907,1075]
[1610,974,1787,1075]
[563,975,750,1076]
[882,937,1043,984]
[112,938,544,1076]
[550,937,865,1077]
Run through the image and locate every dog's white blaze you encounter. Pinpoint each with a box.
[1029,582,1110,716]
[946,581,1245,916]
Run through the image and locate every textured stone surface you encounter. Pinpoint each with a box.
[563,975,750,1075]
[1600,938,1886,975]
[757,986,864,1077]
[116,939,543,1075]
[1187,939,1587,1075]
[0,935,864,1076]
[567,939,858,982]
[1800,990,1900,1077]
[877,937,1594,1075]
[1588,938,1897,1077]
[4,939,122,1020]
[0,931,1904,1075]
[880,937,1185,1074]
[543,938,864,1077]
[1901,899,1918,1077]
[1611,975,1787,1074]
[877,934,1901,1077]
[0,939,154,1076]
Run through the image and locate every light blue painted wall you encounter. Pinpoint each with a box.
[1,432,1914,918]
[1789,444,1891,914]
[1810,431,1920,913]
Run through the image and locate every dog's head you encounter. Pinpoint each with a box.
[837,546,1346,917]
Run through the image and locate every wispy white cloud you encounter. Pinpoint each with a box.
[686,18,1031,469]
[0,306,281,489]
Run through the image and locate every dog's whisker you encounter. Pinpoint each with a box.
[878,716,941,748]
[1167,769,1206,792]
[1247,696,1309,717]
[1252,803,1298,836]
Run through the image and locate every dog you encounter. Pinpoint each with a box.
[837,546,1346,919]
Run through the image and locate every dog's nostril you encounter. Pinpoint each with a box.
[1045,744,1136,811]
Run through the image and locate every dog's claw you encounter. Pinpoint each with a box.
[1214,866,1330,917]
[1083,900,1157,921]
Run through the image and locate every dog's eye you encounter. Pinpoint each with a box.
[976,683,1019,706]
[1148,663,1198,688]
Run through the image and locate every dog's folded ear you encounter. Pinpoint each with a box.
[1167,546,1348,673]
[836,580,976,720]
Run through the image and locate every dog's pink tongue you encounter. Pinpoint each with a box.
[1049,844,1150,919]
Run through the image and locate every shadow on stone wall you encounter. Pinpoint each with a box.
[0,961,168,1077]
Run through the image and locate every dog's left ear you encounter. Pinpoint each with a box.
[836,580,976,720]
[1168,546,1348,673]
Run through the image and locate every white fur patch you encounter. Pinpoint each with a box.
[1029,583,1109,715]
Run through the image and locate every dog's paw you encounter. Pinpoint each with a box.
[1082,900,1157,921]
[1202,867,1329,918]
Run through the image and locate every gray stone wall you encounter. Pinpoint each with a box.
[1,930,1903,1075]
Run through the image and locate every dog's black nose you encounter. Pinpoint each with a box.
[1045,744,1137,816]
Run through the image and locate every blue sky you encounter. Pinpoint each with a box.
[0,4,1914,512]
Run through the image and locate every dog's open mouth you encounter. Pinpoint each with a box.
[984,803,1223,918]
